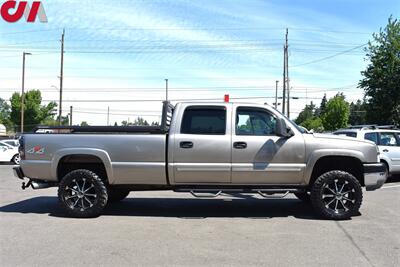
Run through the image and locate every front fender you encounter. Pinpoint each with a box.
[304,149,365,184]
[51,148,114,183]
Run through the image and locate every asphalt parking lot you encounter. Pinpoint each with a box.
[0,164,399,267]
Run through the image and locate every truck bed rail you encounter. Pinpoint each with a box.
[33,101,174,134]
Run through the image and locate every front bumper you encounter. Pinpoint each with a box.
[13,166,25,180]
[364,163,387,191]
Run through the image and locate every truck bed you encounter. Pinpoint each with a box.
[34,125,167,134]
[33,101,174,135]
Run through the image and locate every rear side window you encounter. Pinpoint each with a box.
[379,132,399,146]
[181,106,226,135]
[364,132,378,144]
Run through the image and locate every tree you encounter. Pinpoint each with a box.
[0,98,11,130]
[359,16,400,125]
[133,117,149,126]
[9,90,57,132]
[295,102,316,125]
[322,93,350,131]
[315,94,327,117]
[349,99,367,126]
[121,117,149,126]
[301,117,324,132]
[80,121,89,126]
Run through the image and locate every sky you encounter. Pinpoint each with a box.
[0,0,399,126]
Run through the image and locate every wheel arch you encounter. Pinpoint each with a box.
[379,156,390,173]
[305,151,365,186]
[52,148,114,183]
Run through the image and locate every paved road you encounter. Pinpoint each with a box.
[0,164,399,267]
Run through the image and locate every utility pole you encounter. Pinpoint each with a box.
[165,79,168,102]
[59,29,65,125]
[286,36,290,118]
[107,106,110,126]
[69,106,73,126]
[282,28,288,115]
[21,52,31,133]
[274,80,279,109]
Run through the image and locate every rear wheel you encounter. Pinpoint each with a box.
[12,154,20,164]
[107,188,130,202]
[58,169,108,218]
[311,170,362,220]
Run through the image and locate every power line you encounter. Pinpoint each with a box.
[30,96,325,103]
[291,43,368,67]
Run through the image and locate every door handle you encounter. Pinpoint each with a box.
[180,141,193,149]
[383,149,389,152]
[233,142,247,149]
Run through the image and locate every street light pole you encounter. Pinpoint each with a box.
[59,29,65,125]
[21,52,31,133]
[165,79,168,102]
[275,80,279,109]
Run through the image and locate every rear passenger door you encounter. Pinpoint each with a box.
[171,105,232,184]
[378,132,400,173]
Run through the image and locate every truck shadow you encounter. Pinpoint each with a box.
[0,196,360,220]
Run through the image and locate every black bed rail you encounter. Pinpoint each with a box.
[33,101,175,134]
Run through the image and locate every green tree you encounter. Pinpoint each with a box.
[322,93,350,131]
[314,94,327,117]
[9,90,57,132]
[133,117,149,126]
[349,99,367,126]
[80,121,89,126]
[0,98,11,130]
[301,117,324,132]
[295,102,316,125]
[359,16,400,125]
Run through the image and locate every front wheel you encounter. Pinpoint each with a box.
[311,170,362,220]
[58,169,108,218]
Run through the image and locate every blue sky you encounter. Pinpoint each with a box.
[0,0,399,125]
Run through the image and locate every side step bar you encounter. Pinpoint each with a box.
[174,188,304,199]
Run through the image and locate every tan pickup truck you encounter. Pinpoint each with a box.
[14,101,387,219]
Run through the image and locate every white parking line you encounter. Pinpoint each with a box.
[382,184,400,189]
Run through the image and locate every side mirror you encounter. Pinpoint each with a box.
[275,118,294,137]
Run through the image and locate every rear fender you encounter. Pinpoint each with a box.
[51,148,114,183]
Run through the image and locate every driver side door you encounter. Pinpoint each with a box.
[231,106,306,184]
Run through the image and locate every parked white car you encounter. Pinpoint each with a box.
[0,141,20,164]
[1,139,19,148]
[334,126,400,175]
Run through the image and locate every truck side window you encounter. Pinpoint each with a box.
[181,107,226,135]
[364,132,378,144]
[236,107,276,136]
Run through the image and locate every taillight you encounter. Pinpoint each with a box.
[19,135,25,160]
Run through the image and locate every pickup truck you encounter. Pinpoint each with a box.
[13,101,387,220]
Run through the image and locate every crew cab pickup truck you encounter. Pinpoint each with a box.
[14,101,387,219]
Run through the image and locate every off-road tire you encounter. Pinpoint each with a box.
[294,192,310,203]
[311,170,362,220]
[107,188,130,202]
[58,169,108,218]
